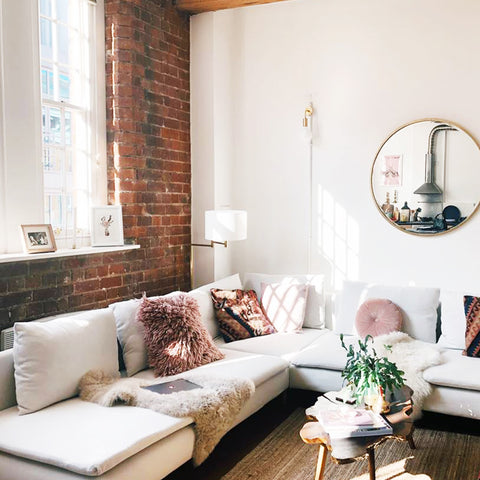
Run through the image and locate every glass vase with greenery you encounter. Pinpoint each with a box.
[340,334,406,412]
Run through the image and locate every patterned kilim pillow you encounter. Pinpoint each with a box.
[463,295,480,357]
[211,289,277,343]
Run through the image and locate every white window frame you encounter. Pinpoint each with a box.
[0,0,106,254]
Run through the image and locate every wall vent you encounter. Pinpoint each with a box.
[0,327,14,351]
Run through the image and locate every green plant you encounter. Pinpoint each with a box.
[340,334,405,402]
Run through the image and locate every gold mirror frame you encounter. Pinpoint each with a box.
[371,118,480,236]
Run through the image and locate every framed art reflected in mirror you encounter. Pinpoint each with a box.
[371,119,480,235]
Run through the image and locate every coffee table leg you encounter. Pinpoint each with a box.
[407,432,416,450]
[367,446,376,480]
[314,444,328,480]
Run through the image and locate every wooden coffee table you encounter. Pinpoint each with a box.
[300,386,415,480]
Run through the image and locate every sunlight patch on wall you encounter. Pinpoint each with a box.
[316,186,359,290]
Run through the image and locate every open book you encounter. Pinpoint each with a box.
[317,407,393,439]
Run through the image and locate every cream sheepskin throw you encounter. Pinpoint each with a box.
[373,331,443,419]
[79,370,255,465]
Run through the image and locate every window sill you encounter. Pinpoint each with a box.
[0,244,141,264]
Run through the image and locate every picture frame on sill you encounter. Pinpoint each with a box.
[91,205,124,247]
[20,224,57,254]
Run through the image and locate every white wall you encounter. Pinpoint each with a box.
[191,0,480,293]
[0,0,44,253]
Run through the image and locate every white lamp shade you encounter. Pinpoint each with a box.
[205,210,247,242]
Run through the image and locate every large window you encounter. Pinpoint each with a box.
[0,1,105,254]
[39,0,103,246]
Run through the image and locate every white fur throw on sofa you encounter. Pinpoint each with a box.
[373,332,442,419]
[79,370,255,465]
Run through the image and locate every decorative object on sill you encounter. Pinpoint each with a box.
[371,119,480,236]
[192,210,247,249]
[20,224,57,254]
[91,205,124,247]
[339,334,405,414]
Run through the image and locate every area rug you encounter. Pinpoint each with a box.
[373,332,442,419]
[79,370,255,465]
[215,409,479,480]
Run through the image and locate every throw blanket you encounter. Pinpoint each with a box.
[79,370,255,465]
[373,332,443,419]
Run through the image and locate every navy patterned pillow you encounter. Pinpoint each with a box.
[463,295,480,357]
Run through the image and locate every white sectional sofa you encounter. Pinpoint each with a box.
[0,273,478,480]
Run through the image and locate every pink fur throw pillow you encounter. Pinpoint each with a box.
[355,298,403,338]
[137,293,225,377]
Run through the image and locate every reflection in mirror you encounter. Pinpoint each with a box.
[371,119,480,235]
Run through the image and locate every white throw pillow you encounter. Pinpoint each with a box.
[243,273,325,329]
[335,280,440,343]
[333,280,367,335]
[187,289,218,339]
[13,309,119,415]
[109,298,147,377]
[261,282,308,333]
[438,290,471,350]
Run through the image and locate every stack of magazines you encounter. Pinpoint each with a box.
[317,407,393,439]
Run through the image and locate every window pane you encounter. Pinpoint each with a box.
[40,0,52,16]
[59,72,71,101]
[57,23,69,64]
[56,0,69,24]
[40,18,53,60]
[49,108,62,144]
[65,110,71,145]
[43,147,63,172]
[41,68,54,97]
[44,194,63,229]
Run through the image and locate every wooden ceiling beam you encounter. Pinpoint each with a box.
[175,0,290,15]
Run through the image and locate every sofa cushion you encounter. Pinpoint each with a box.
[0,397,192,476]
[335,280,440,343]
[438,290,469,350]
[137,294,224,377]
[243,273,325,329]
[211,289,276,342]
[13,309,119,415]
[219,328,326,360]
[134,348,289,389]
[290,330,355,371]
[261,282,309,333]
[423,349,480,391]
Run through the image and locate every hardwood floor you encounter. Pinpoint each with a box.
[164,390,480,480]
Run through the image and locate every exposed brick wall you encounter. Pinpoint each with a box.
[0,1,191,331]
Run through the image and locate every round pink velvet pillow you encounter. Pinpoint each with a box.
[355,298,403,338]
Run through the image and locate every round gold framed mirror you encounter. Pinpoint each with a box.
[371,119,480,235]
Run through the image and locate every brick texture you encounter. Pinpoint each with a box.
[0,1,191,331]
